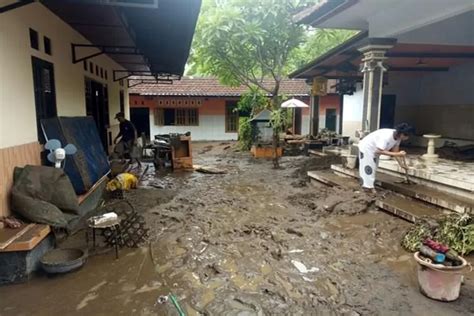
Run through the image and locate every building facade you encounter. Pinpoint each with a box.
[0,0,200,216]
[291,0,474,146]
[129,77,341,141]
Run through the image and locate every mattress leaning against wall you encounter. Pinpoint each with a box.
[41,116,110,194]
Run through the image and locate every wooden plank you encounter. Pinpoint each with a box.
[0,142,41,217]
[78,173,110,204]
[1,224,51,252]
[0,224,35,250]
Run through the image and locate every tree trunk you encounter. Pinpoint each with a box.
[271,90,280,169]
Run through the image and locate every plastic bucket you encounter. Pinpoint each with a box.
[414,252,470,301]
[343,154,357,169]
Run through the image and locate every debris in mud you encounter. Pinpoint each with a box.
[401,213,474,255]
[287,187,375,217]
[194,165,227,174]
[291,260,319,274]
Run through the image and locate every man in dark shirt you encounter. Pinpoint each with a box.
[114,112,137,158]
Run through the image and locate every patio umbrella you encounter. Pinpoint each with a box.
[281,98,309,108]
[281,98,309,135]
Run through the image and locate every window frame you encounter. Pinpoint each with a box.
[225,102,239,133]
[154,107,199,126]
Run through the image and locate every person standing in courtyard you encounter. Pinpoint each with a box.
[358,123,414,193]
[113,112,137,159]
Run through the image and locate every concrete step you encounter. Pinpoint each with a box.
[307,170,359,189]
[307,169,445,223]
[308,149,328,157]
[375,194,447,223]
[330,164,474,214]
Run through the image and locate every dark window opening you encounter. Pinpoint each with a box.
[95,65,99,76]
[104,70,108,80]
[29,28,39,50]
[44,36,52,55]
[225,102,239,132]
[83,60,87,71]
[100,68,104,78]
[119,90,125,113]
[163,109,175,125]
[32,57,57,144]
[89,62,93,74]
[85,78,110,151]
[157,108,198,126]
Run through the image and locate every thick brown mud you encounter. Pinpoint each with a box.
[0,142,473,315]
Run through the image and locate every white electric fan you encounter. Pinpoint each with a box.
[45,139,78,168]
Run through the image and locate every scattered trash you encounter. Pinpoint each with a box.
[288,249,304,253]
[291,260,319,273]
[320,232,329,240]
[194,165,227,174]
[155,295,169,306]
[401,213,474,255]
[106,173,138,191]
[155,294,186,315]
[88,212,118,226]
[0,217,22,229]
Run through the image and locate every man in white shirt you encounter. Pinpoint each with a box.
[358,123,414,193]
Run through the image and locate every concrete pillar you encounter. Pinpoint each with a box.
[358,38,396,133]
[310,95,320,136]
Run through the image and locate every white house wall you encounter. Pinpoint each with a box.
[342,61,474,142]
[389,62,474,141]
[149,113,238,141]
[342,88,364,139]
[0,2,128,149]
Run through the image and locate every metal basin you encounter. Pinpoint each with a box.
[40,248,87,274]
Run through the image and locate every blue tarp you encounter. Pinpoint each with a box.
[41,117,110,194]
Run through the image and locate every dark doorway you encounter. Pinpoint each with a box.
[32,57,57,143]
[325,108,337,131]
[380,94,396,128]
[293,108,302,134]
[85,78,109,151]
[130,107,150,139]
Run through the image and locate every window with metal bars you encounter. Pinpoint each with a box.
[153,108,198,126]
[225,102,239,132]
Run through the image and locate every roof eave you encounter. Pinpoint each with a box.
[289,31,368,79]
[295,0,357,26]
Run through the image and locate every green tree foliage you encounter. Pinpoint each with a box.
[238,118,255,150]
[187,0,357,76]
[236,87,269,149]
[236,87,269,117]
[288,28,357,71]
[190,0,312,167]
[188,0,356,166]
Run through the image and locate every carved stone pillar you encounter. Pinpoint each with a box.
[358,39,396,133]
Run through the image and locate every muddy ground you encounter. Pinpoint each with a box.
[1,142,473,315]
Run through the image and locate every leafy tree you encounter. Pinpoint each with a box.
[288,28,357,71]
[188,0,357,167]
[236,87,269,117]
[236,87,269,150]
[191,0,312,167]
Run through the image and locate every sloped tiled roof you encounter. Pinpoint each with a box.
[129,77,310,97]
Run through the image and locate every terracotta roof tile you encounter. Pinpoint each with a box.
[129,77,310,97]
